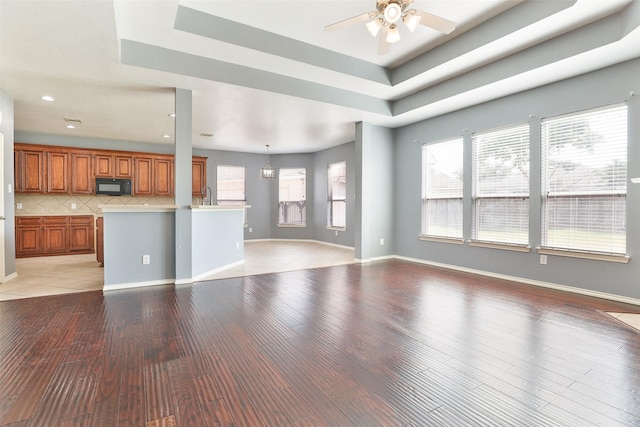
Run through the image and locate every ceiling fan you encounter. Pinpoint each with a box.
[324,0,456,55]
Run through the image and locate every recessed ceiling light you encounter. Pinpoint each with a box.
[162,134,171,138]
[66,124,76,129]
[41,95,55,102]
[168,113,176,118]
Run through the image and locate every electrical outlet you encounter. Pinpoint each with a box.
[16,203,22,210]
[71,203,77,210]
[335,230,338,236]
[540,254,547,265]
[380,238,384,245]
[142,255,150,265]
[249,227,252,233]
[236,242,240,250]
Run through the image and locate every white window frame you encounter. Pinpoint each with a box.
[471,123,530,251]
[278,168,306,227]
[327,161,347,230]
[540,103,628,262]
[421,139,464,242]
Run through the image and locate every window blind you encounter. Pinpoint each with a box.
[421,139,463,239]
[541,104,627,255]
[216,165,246,204]
[327,161,346,228]
[279,168,306,225]
[472,124,530,246]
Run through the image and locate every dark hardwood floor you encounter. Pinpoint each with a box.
[1,260,639,426]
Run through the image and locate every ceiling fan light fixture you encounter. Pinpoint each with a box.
[366,18,383,37]
[386,24,401,43]
[383,2,402,23]
[404,13,421,32]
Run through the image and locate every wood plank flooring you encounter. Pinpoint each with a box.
[1,260,639,426]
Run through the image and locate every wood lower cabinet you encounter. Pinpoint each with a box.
[96,217,104,266]
[16,215,95,258]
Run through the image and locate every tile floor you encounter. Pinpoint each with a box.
[605,311,640,332]
[0,240,355,301]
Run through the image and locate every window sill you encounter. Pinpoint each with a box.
[537,247,630,263]
[468,240,531,253]
[277,224,306,228]
[419,235,464,245]
[327,226,346,232]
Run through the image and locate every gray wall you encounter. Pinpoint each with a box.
[192,209,244,278]
[1,90,16,276]
[103,211,176,287]
[395,57,640,300]
[313,141,356,247]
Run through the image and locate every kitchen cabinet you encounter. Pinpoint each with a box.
[70,152,93,194]
[15,217,43,256]
[134,156,154,196]
[115,154,133,178]
[15,143,206,197]
[47,151,69,193]
[192,156,207,196]
[15,149,45,193]
[153,156,173,197]
[94,153,114,177]
[16,215,95,258]
[96,216,104,266]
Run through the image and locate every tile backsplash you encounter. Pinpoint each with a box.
[15,194,177,216]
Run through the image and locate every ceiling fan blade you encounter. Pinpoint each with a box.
[378,26,391,55]
[414,10,456,34]
[324,12,374,32]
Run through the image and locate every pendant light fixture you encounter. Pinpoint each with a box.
[260,144,276,179]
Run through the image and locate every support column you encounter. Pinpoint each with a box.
[174,88,193,283]
[355,122,395,262]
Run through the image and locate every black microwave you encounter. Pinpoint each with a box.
[95,178,132,196]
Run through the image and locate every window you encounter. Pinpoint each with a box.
[421,139,463,239]
[327,161,346,228]
[279,168,306,226]
[541,104,627,255]
[216,165,246,205]
[472,124,530,246]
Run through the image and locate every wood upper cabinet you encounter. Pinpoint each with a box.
[115,155,133,178]
[70,152,93,194]
[153,156,173,197]
[94,153,114,177]
[133,156,153,196]
[15,148,46,193]
[192,156,207,196]
[46,151,69,193]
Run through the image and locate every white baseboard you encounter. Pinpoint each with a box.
[246,238,354,251]
[394,255,640,307]
[103,278,175,292]
[3,272,18,283]
[192,260,245,283]
[355,255,395,264]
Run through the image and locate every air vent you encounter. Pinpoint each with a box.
[200,132,213,138]
[64,117,83,125]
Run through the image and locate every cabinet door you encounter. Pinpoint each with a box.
[153,157,173,196]
[94,154,114,177]
[96,217,104,265]
[69,224,93,252]
[16,225,43,256]
[192,157,207,196]
[18,150,46,193]
[47,151,70,193]
[43,225,68,253]
[115,155,133,178]
[71,152,93,194]
[134,156,153,196]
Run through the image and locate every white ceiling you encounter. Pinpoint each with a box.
[1,0,639,154]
